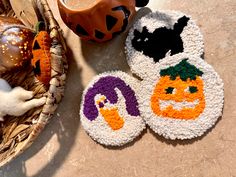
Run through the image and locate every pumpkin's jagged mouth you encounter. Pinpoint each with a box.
[159,99,199,110]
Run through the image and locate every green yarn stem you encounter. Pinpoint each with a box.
[35,21,46,33]
[160,58,204,81]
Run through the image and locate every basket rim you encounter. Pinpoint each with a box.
[0,0,68,167]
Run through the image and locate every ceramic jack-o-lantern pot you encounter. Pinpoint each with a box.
[57,0,149,42]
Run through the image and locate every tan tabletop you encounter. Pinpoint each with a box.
[1,0,236,176]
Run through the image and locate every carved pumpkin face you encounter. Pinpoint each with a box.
[57,0,136,42]
[31,31,51,85]
[151,59,206,120]
[139,54,224,140]
[151,76,205,119]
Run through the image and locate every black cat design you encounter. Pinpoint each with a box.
[131,16,190,62]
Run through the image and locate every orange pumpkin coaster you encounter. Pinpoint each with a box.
[125,10,204,79]
[80,71,145,146]
[31,31,52,85]
[139,53,224,140]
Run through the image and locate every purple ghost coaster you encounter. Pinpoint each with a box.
[80,71,145,146]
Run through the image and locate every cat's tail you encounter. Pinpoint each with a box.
[173,16,190,34]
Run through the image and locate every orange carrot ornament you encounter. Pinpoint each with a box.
[31,24,51,85]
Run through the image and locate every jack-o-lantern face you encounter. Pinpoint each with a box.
[151,59,205,120]
[57,0,137,42]
[31,31,51,85]
[139,54,224,140]
[151,76,205,119]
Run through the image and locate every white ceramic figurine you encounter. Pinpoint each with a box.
[0,78,46,121]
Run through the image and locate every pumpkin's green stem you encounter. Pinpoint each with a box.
[160,58,204,81]
[35,21,46,33]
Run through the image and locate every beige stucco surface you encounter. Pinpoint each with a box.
[1,0,236,176]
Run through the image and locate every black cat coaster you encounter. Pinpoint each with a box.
[80,71,146,146]
[125,10,204,79]
[139,53,224,140]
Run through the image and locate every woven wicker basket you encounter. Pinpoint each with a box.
[0,0,68,166]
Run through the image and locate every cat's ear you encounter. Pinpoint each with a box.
[133,29,140,36]
[134,29,139,36]
[142,26,149,33]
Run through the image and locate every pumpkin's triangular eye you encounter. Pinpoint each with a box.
[95,30,105,39]
[106,15,118,31]
[165,87,174,94]
[33,60,41,76]
[33,40,41,50]
[76,24,89,36]
[189,86,198,93]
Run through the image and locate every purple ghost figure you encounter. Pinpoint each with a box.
[83,76,140,121]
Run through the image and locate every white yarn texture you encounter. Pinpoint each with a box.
[138,53,224,140]
[80,71,145,146]
[125,10,204,79]
[80,10,224,143]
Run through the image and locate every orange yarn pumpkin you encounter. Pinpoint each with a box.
[151,76,205,120]
[31,31,51,85]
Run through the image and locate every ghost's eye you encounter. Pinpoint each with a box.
[137,38,141,42]
[186,86,198,93]
[165,87,175,94]
[98,102,104,108]
[144,38,148,42]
